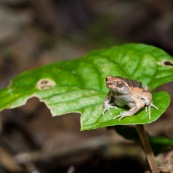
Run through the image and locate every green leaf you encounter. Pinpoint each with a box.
[0,43,172,130]
[149,136,173,155]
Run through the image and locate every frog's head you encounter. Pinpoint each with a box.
[106,76,130,94]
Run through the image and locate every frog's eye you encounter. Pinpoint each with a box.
[117,82,124,88]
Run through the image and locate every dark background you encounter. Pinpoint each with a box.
[0,0,173,172]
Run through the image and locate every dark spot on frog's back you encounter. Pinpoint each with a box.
[116,76,143,89]
[164,61,173,66]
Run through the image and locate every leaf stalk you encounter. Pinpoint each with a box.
[136,125,158,173]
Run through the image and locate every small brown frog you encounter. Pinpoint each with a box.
[102,76,158,120]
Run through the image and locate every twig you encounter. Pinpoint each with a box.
[15,135,117,163]
[136,125,158,173]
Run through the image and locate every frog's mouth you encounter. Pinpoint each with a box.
[110,86,130,95]
[111,89,124,95]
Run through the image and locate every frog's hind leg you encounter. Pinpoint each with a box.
[114,101,145,120]
[146,103,158,119]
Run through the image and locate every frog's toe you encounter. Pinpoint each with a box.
[113,112,125,120]
[114,111,135,120]
[114,115,125,121]
[113,114,121,120]
[102,104,118,115]
[151,103,158,110]
[103,108,112,115]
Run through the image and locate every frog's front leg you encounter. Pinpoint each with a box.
[114,100,145,120]
[102,92,118,115]
[103,99,118,115]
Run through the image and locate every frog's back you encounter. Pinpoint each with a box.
[116,76,143,89]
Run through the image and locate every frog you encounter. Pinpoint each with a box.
[102,76,158,120]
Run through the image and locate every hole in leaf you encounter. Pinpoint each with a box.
[163,61,173,66]
[36,78,56,90]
